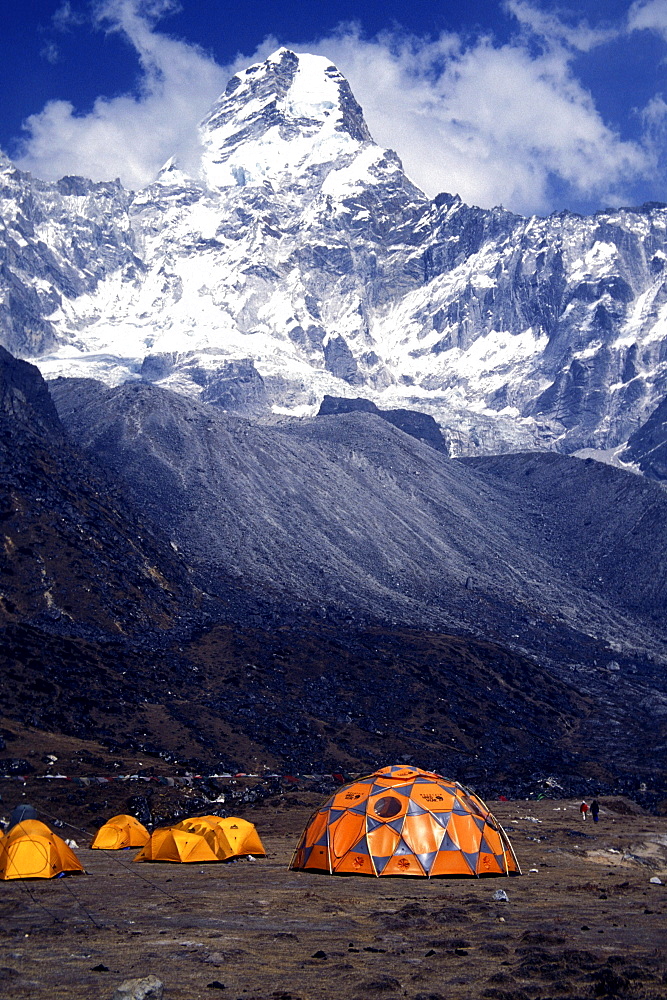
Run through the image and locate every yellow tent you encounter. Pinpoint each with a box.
[135,815,265,863]
[0,819,84,880]
[216,817,265,857]
[134,822,224,863]
[91,814,150,850]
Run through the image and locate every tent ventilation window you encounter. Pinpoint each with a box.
[373,796,402,818]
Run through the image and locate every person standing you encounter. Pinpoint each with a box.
[580,800,589,820]
[590,799,600,823]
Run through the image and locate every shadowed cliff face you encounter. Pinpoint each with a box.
[317,394,450,453]
[619,393,667,481]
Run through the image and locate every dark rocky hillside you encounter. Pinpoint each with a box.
[460,450,667,617]
[1,355,666,802]
[0,348,196,632]
[2,614,665,796]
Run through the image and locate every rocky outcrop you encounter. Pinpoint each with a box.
[318,395,449,453]
[0,345,62,435]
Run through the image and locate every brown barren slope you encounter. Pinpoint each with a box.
[0,799,665,1000]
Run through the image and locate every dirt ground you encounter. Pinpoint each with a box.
[0,798,666,1000]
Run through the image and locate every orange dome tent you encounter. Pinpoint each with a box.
[91,814,150,850]
[290,765,521,878]
[135,815,265,864]
[0,819,84,880]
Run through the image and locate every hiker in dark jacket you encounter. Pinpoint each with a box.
[590,799,600,823]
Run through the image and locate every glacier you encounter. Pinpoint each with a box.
[2,47,667,459]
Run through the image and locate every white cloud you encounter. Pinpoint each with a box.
[52,1,87,31]
[305,21,651,215]
[12,0,663,215]
[628,0,667,39]
[506,0,619,53]
[16,0,227,189]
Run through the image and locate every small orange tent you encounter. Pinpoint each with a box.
[135,815,265,864]
[0,819,84,880]
[290,765,521,878]
[91,814,150,850]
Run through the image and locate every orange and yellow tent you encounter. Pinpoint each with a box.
[290,765,521,878]
[91,814,150,850]
[135,815,265,864]
[0,819,84,880]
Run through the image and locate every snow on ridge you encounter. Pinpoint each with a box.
[199,48,371,191]
[282,51,344,122]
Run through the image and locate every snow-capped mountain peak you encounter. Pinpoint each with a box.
[4,49,667,466]
[199,48,373,189]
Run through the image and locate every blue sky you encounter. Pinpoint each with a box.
[3,1,667,215]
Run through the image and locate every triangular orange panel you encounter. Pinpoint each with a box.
[330,811,366,859]
[382,851,426,877]
[429,849,477,877]
[449,814,481,855]
[401,812,447,856]
[477,852,505,875]
[333,838,375,875]
[367,824,401,859]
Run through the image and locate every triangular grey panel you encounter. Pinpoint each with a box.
[438,830,460,852]
[431,811,452,829]
[350,836,371,856]
[416,851,439,873]
[462,851,478,875]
